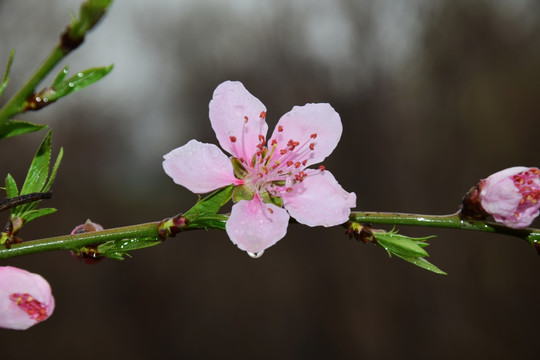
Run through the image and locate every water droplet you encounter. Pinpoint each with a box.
[77,72,83,78]
[247,250,264,258]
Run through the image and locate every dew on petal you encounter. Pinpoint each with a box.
[248,250,264,258]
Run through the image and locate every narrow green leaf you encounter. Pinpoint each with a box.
[0,119,47,139]
[185,185,234,219]
[38,65,113,105]
[187,214,229,231]
[5,174,18,198]
[51,66,69,88]
[98,237,161,260]
[376,233,429,258]
[19,207,57,223]
[0,49,15,98]
[43,147,63,192]
[393,254,447,275]
[56,65,113,99]
[20,131,52,195]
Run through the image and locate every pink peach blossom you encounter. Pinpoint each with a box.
[0,266,55,330]
[479,166,540,228]
[163,81,356,254]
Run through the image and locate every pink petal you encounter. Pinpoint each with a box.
[269,103,342,167]
[163,139,237,194]
[209,81,268,160]
[480,166,540,228]
[283,170,356,226]
[226,198,290,253]
[0,266,55,330]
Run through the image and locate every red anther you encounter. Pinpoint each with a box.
[267,208,274,214]
[287,140,300,147]
[280,149,287,155]
[257,173,263,178]
[319,165,326,171]
[302,159,307,166]
[271,139,277,146]
[263,167,269,175]
[286,187,293,192]
[244,116,249,123]
[294,162,301,168]
[278,125,283,132]
[286,161,293,167]
[259,134,265,142]
[310,133,317,139]
[309,143,315,150]
[10,293,48,321]
[260,111,266,119]
[230,136,237,143]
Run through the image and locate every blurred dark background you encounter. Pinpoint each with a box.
[1,0,539,359]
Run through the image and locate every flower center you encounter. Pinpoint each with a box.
[512,168,540,216]
[230,116,325,201]
[9,293,49,321]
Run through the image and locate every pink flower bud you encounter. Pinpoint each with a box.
[479,167,540,228]
[70,220,105,264]
[0,266,55,330]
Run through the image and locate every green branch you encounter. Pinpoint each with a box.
[349,211,540,249]
[1,210,539,260]
[0,0,112,125]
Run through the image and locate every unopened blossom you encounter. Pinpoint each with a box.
[70,219,105,264]
[0,266,55,330]
[479,166,540,228]
[163,81,356,254]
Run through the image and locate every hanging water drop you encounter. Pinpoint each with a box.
[247,250,264,258]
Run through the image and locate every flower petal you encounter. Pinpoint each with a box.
[209,81,268,160]
[0,266,55,330]
[480,166,540,228]
[269,103,342,167]
[163,139,237,194]
[283,170,356,226]
[226,198,290,253]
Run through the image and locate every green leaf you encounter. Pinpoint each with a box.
[393,254,447,275]
[187,214,229,231]
[51,66,69,88]
[9,131,62,222]
[41,65,113,103]
[43,147,63,192]
[98,237,162,260]
[20,208,57,223]
[185,185,234,219]
[375,231,430,258]
[0,49,15,98]
[4,174,18,198]
[0,119,47,139]
[20,131,52,195]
